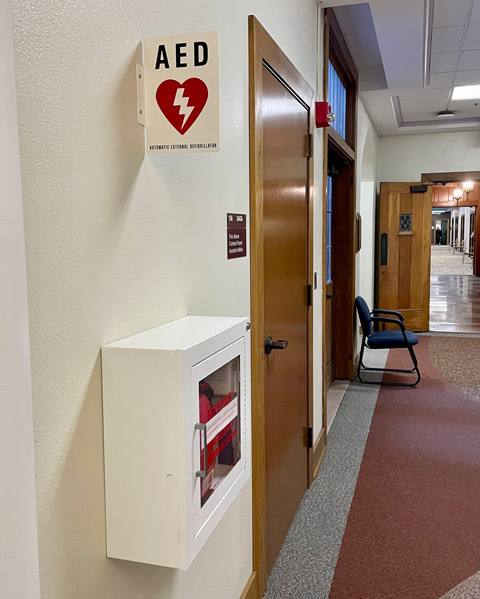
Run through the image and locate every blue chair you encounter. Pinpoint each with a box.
[354,296,420,387]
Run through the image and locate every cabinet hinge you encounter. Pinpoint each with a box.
[306,426,313,449]
[307,284,313,307]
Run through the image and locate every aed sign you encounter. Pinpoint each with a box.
[142,32,219,154]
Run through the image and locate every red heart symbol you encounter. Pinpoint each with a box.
[156,78,209,135]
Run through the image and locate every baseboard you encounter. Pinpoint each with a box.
[240,571,258,599]
[312,428,327,480]
[353,350,359,373]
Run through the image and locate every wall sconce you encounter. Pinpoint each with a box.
[453,188,462,204]
[463,181,474,199]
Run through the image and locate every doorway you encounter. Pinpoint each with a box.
[432,218,449,246]
[430,207,477,332]
[324,152,355,430]
[248,16,315,598]
[425,176,480,333]
[322,8,357,428]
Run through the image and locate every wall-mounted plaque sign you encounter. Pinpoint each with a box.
[227,214,247,259]
[139,32,219,154]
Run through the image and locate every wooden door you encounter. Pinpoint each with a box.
[378,183,432,332]
[263,67,309,575]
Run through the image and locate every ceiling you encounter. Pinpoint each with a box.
[322,0,480,135]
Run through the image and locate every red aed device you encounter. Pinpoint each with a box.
[315,101,335,128]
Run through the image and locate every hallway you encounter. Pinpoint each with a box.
[430,247,480,333]
[264,341,480,599]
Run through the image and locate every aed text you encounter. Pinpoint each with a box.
[155,41,209,69]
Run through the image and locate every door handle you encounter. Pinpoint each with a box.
[195,423,208,478]
[265,336,288,355]
[380,232,388,265]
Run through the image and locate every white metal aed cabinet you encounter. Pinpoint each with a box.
[102,316,251,569]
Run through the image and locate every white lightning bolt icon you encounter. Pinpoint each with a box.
[173,88,194,129]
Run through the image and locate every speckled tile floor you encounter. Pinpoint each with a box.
[428,336,480,401]
[430,246,473,276]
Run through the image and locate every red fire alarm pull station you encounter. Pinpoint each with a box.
[315,102,335,128]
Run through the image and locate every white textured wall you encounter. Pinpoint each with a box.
[378,130,480,182]
[356,100,378,324]
[12,1,320,598]
[0,1,40,596]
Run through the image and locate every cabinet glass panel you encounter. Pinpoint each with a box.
[198,356,241,507]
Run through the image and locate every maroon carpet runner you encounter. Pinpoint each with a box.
[329,336,480,599]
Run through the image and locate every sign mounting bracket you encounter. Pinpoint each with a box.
[136,63,146,126]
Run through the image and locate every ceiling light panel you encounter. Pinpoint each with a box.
[433,0,472,28]
[452,85,480,99]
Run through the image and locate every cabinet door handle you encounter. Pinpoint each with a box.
[265,336,289,355]
[195,423,207,478]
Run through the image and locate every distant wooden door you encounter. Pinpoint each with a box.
[378,183,432,332]
[263,67,309,575]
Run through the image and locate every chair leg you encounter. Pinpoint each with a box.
[357,343,421,387]
[357,336,369,384]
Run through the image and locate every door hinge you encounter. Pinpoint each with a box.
[307,284,313,307]
[305,133,313,158]
[306,426,313,449]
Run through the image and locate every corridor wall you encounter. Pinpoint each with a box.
[353,100,379,353]
[0,0,40,596]
[356,100,378,311]
[378,130,480,181]
[11,1,322,599]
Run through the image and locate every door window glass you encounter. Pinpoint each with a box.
[399,213,413,232]
[198,357,241,507]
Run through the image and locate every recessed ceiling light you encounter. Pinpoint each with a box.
[435,110,455,118]
[452,85,480,100]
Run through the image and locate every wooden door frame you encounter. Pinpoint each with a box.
[474,208,480,276]
[322,9,357,390]
[247,15,316,599]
